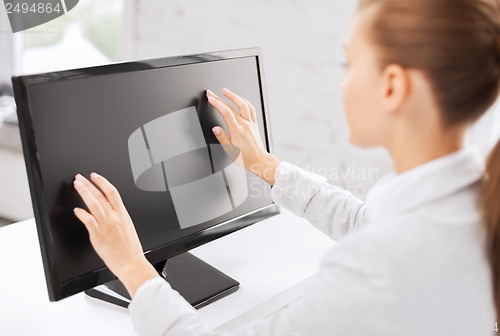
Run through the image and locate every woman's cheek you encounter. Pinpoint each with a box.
[342,74,361,141]
[341,74,352,116]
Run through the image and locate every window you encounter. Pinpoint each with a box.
[20,0,129,74]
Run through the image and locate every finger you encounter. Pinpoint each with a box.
[223,88,252,121]
[206,90,242,122]
[212,127,240,163]
[74,207,100,232]
[74,179,107,222]
[75,174,111,212]
[212,126,231,145]
[90,173,124,211]
[244,99,257,123]
[220,100,242,122]
[207,95,241,134]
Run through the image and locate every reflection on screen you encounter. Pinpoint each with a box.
[128,106,248,229]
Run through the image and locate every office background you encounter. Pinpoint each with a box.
[1,0,499,227]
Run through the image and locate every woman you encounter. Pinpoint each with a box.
[72,0,500,334]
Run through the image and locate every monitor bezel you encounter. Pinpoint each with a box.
[12,47,280,301]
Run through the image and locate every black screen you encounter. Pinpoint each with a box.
[23,55,274,284]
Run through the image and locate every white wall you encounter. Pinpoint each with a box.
[468,102,500,159]
[130,0,393,200]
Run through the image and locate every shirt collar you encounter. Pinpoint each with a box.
[366,146,485,223]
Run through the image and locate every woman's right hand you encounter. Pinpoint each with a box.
[206,88,281,186]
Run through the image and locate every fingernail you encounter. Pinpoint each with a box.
[208,96,216,102]
[212,127,220,135]
[91,172,100,178]
[206,90,217,98]
[73,208,78,213]
[75,174,85,181]
[74,180,84,188]
[223,88,231,94]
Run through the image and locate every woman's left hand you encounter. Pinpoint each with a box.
[73,172,158,297]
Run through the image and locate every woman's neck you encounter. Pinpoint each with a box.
[388,123,467,174]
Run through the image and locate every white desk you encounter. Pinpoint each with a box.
[0,209,333,335]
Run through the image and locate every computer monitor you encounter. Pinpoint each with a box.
[12,48,280,307]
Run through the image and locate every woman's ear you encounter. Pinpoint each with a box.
[380,64,411,115]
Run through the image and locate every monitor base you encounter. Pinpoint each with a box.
[85,252,240,309]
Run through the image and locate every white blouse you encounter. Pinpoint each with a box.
[128,146,496,335]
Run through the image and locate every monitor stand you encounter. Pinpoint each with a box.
[85,252,240,309]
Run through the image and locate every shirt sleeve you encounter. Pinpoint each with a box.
[128,276,204,335]
[270,161,368,240]
[129,230,392,336]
